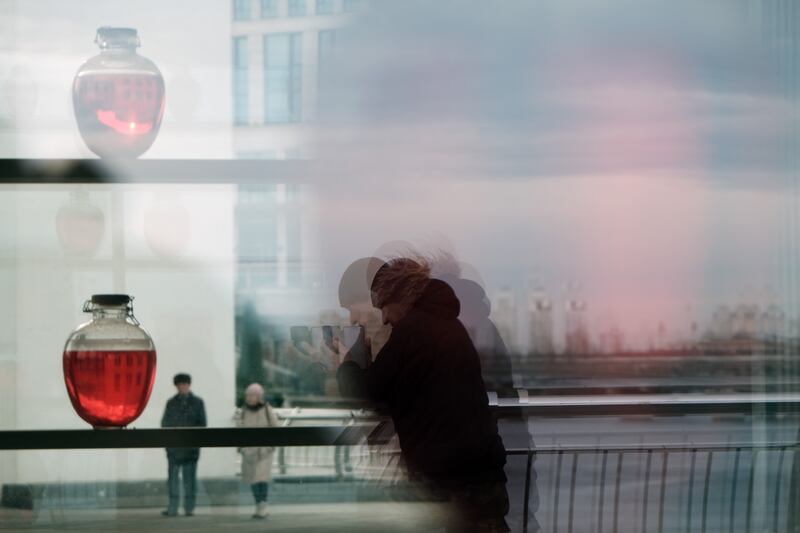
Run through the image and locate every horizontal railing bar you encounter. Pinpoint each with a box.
[0,425,378,450]
[493,393,800,416]
[280,394,800,418]
[0,158,313,184]
[505,442,799,455]
[1,426,795,454]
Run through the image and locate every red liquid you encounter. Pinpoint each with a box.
[73,72,165,157]
[63,350,157,427]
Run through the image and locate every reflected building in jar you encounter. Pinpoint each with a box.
[72,27,165,158]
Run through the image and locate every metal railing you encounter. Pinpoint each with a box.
[506,442,798,533]
[2,396,798,532]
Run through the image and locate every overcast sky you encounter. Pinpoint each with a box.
[2,0,798,346]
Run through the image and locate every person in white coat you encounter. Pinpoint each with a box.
[235,382,280,519]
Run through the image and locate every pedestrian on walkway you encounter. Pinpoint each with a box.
[161,373,206,517]
[234,382,280,519]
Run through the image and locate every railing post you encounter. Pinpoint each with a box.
[687,448,697,533]
[745,448,758,533]
[523,450,533,533]
[729,447,742,533]
[568,452,579,533]
[773,447,786,533]
[597,450,608,533]
[613,452,623,533]
[642,449,653,532]
[658,450,669,533]
[701,451,713,533]
[554,449,564,533]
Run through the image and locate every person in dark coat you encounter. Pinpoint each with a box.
[160,373,207,517]
[338,258,509,532]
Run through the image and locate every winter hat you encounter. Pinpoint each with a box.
[245,382,265,399]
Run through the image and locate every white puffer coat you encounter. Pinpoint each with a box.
[235,404,280,484]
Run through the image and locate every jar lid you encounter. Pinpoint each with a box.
[95,27,140,49]
[91,294,131,306]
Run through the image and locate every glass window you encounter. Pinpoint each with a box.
[233,0,251,20]
[232,36,249,125]
[318,29,336,92]
[316,0,334,15]
[264,33,303,123]
[343,0,359,13]
[318,29,336,63]
[260,0,279,18]
[288,0,306,17]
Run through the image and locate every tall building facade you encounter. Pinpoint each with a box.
[231,0,358,158]
[231,0,361,322]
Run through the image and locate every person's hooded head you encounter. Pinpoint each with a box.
[370,257,433,326]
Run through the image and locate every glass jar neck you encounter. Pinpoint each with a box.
[92,306,129,320]
[100,46,137,53]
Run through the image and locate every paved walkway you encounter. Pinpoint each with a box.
[0,503,450,532]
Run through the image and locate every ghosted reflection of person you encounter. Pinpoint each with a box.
[338,257,393,354]
[437,267,539,532]
[234,383,280,519]
[337,258,510,532]
[437,273,514,393]
[160,373,207,517]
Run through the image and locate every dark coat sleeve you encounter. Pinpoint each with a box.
[337,329,405,402]
[161,399,174,428]
[196,398,207,427]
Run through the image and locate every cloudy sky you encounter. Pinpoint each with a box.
[2,0,798,347]
[312,0,799,345]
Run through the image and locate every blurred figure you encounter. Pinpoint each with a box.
[338,257,509,532]
[234,382,280,519]
[160,373,207,517]
[438,269,538,532]
[438,273,514,392]
[338,256,393,354]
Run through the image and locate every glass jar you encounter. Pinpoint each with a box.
[63,294,157,428]
[72,27,165,158]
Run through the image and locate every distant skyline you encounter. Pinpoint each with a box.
[1,0,798,342]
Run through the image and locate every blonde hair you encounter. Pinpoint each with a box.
[371,255,432,309]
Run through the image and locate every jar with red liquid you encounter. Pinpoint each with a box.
[63,294,157,428]
[72,27,165,158]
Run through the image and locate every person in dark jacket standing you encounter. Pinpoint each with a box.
[161,373,207,517]
[338,258,509,532]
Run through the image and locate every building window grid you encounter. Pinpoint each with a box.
[288,0,306,17]
[233,0,251,20]
[260,0,278,18]
[316,0,334,15]
[264,33,303,123]
[343,0,359,13]
[318,29,336,93]
[233,37,249,125]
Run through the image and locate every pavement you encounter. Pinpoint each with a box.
[0,502,450,532]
